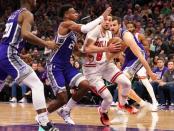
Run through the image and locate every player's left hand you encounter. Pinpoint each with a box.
[46,41,58,50]
[148,72,158,81]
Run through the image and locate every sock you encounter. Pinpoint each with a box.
[37,112,49,126]
[141,78,158,104]
[99,88,113,113]
[64,98,77,111]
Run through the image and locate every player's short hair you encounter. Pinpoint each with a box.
[112,16,122,24]
[59,4,73,18]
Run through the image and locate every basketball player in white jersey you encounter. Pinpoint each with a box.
[82,15,132,126]
[125,21,158,111]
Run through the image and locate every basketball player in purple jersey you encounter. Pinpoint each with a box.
[125,21,158,111]
[46,5,116,125]
[110,17,157,118]
[0,0,59,130]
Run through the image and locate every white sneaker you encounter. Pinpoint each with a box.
[35,114,59,131]
[9,97,17,103]
[18,97,27,103]
[57,106,75,125]
[111,101,117,106]
[137,102,152,120]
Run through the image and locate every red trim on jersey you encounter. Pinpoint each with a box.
[111,72,123,83]
[83,64,96,67]
[98,86,107,94]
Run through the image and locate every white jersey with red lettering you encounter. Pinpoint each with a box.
[83,25,112,67]
[82,25,122,93]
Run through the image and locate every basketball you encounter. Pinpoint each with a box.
[107,37,125,53]
[106,37,125,61]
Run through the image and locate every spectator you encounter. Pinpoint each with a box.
[154,36,169,56]
[151,57,168,106]
[159,60,174,109]
[168,35,174,54]
[9,82,28,103]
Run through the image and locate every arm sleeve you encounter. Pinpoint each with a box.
[81,16,104,33]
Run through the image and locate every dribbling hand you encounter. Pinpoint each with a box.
[108,42,122,53]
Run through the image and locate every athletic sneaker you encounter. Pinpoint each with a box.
[18,97,27,103]
[57,106,75,125]
[9,97,17,103]
[98,107,110,126]
[35,115,59,131]
[137,102,153,120]
[118,103,139,114]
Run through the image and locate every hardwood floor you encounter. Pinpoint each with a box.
[0,103,174,130]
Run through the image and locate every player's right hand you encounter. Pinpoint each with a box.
[108,42,122,53]
[102,7,112,19]
[45,41,58,50]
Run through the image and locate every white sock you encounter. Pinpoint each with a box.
[139,100,146,107]
[22,72,47,110]
[100,89,113,113]
[64,98,77,111]
[37,112,49,126]
[141,78,158,104]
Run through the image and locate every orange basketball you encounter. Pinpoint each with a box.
[107,37,125,53]
[107,37,126,61]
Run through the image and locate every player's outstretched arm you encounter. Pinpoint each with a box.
[20,11,58,50]
[123,32,157,80]
[62,7,112,33]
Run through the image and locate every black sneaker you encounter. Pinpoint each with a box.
[39,122,59,131]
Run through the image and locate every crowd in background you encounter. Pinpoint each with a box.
[0,0,174,108]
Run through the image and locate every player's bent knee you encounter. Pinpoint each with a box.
[118,75,132,88]
[78,80,90,91]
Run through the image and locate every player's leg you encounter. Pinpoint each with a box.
[46,64,69,112]
[103,63,131,107]
[87,73,112,126]
[137,67,158,111]
[57,64,96,125]
[122,61,153,118]
[3,54,57,130]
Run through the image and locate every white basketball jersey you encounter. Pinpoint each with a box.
[83,25,112,66]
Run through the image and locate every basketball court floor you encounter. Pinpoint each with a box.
[0,103,174,131]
